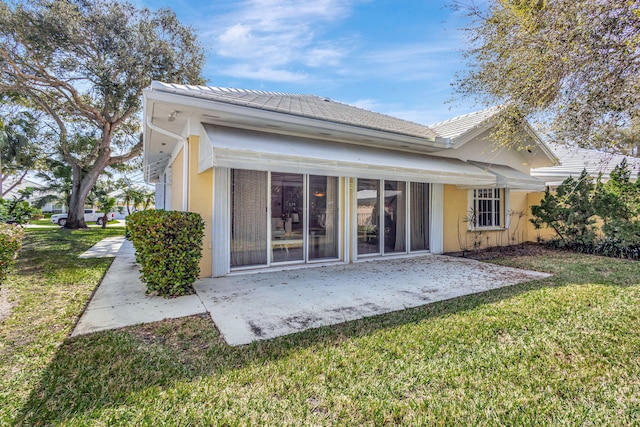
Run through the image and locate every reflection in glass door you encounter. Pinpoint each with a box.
[357,179,380,255]
[410,182,430,251]
[271,173,304,263]
[384,181,406,253]
[308,175,339,260]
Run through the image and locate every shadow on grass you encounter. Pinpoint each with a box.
[13,249,640,425]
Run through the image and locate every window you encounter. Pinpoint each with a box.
[471,188,502,228]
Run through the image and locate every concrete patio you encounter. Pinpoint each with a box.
[73,239,551,345]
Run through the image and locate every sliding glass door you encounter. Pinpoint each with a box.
[309,175,339,260]
[410,182,430,251]
[231,169,340,269]
[270,173,304,263]
[384,181,406,254]
[230,170,268,267]
[356,178,430,257]
[357,179,380,255]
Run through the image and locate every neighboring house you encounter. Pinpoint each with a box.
[142,82,557,277]
[531,143,640,187]
[2,177,64,213]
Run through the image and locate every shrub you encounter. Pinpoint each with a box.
[0,224,24,286]
[532,160,640,260]
[127,210,205,297]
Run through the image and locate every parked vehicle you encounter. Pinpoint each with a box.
[50,209,115,226]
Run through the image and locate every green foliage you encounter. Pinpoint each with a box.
[530,170,597,245]
[0,223,22,285]
[532,161,640,258]
[0,110,42,188]
[593,158,640,246]
[0,0,205,228]
[0,188,38,224]
[455,0,640,153]
[127,210,204,297]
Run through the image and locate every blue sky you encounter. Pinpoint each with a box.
[137,0,481,125]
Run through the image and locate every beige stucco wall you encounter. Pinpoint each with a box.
[186,135,214,278]
[526,192,557,242]
[442,185,541,253]
[169,148,184,212]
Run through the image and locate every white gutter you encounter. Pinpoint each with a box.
[144,114,187,182]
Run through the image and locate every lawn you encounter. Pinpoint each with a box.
[2,230,639,426]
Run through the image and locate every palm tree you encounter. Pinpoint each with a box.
[33,160,73,212]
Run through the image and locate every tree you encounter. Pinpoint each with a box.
[33,159,73,212]
[0,110,42,196]
[453,0,640,154]
[0,0,204,228]
[530,169,598,245]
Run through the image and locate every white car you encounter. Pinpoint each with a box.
[51,209,115,226]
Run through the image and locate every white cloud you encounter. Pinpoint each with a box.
[204,0,361,82]
[349,98,379,111]
[305,46,347,68]
[217,64,308,83]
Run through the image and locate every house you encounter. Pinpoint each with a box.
[2,177,64,213]
[142,82,557,277]
[532,143,640,187]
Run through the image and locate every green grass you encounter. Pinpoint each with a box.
[2,235,639,426]
[27,218,57,226]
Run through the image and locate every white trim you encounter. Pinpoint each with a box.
[468,188,505,231]
[430,183,444,254]
[466,161,546,191]
[212,167,230,277]
[350,178,357,262]
[182,140,188,211]
[504,188,511,229]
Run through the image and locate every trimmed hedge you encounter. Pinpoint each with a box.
[127,210,205,297]
[0,224,24,286]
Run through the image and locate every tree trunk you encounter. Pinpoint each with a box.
[64,157,109,229]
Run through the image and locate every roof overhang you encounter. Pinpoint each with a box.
[461,161,546,191]
[200,124,497,186]
[143,86,450,182]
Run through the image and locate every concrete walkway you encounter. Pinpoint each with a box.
[72,240,207,337]
[79,236,126,258]
[73,237,551,345]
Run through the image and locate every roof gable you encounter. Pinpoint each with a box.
[429,106,502,141]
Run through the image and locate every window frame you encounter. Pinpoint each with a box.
[468,188,505,231]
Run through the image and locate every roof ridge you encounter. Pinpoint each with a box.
[428,105,501,128]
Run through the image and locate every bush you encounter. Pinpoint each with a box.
[127,210,205,297]
[532,160,640,260]
[0,224,24,286]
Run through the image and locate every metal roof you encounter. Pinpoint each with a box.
[532,144,640,182]
[150,81,438,140]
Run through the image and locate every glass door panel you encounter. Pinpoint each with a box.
[308,175,339,260]
[230,169,268,267]
[271,173,304,263]
[384,181,406,253]
[410,182,430,251]
[357,178,380,255]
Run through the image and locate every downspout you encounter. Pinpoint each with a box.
[145,115,189,210]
